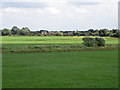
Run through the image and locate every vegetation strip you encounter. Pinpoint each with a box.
[2,48,118,54]
[1,26,120,37]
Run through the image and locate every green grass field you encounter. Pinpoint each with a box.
[3,50,118,88]
[2,36,118,88]
[2,36,118,53]
[2,36,118,44]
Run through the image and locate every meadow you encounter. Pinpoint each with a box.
[2,36,118,45]
[3,50,118,88]
[2,36,118,53]
[2,36,118,88]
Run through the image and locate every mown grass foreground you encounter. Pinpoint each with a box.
[3,50,118,88]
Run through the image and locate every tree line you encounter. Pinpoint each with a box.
[1,26,120,37]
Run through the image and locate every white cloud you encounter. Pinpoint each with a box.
[45,7,61,14]
[0,10,2,29]
[3,8,34,16]
[1,0,118,30]
[3,8,21,13]
[75,7,88,13]
[0,9,3,16]
[2,0,120,3]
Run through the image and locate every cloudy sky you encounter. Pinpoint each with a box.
[0,0,119,31]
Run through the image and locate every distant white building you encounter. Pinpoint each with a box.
[40,30,48,35]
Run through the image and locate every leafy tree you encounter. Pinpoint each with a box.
[11,26,20,35]
[73,30,81,36]
[20,27,31,36]
[108,32,114,37]
[88,29,94,33]
[75,30,80,36]
[99,28,109,36]
[94,30,99,36]
[88,29,94,36]
[56,32,63,36]
[63,33,68,36]
[83,32,89,36]
[114,30,120,37]
[36,33,42,36]
[2,28,12,36]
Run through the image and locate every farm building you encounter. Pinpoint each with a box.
[40,30,48,35]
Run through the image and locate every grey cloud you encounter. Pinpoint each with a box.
[2,2,101,9]
[70,2,101,6]
[2,2,48,8]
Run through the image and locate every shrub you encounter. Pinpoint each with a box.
[83,37,105,47]
[95,38,105,46]
[83,37,96,47]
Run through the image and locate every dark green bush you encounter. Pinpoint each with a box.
[95,38,105,46]
[83,37,105,47]
[83,37,96,47]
